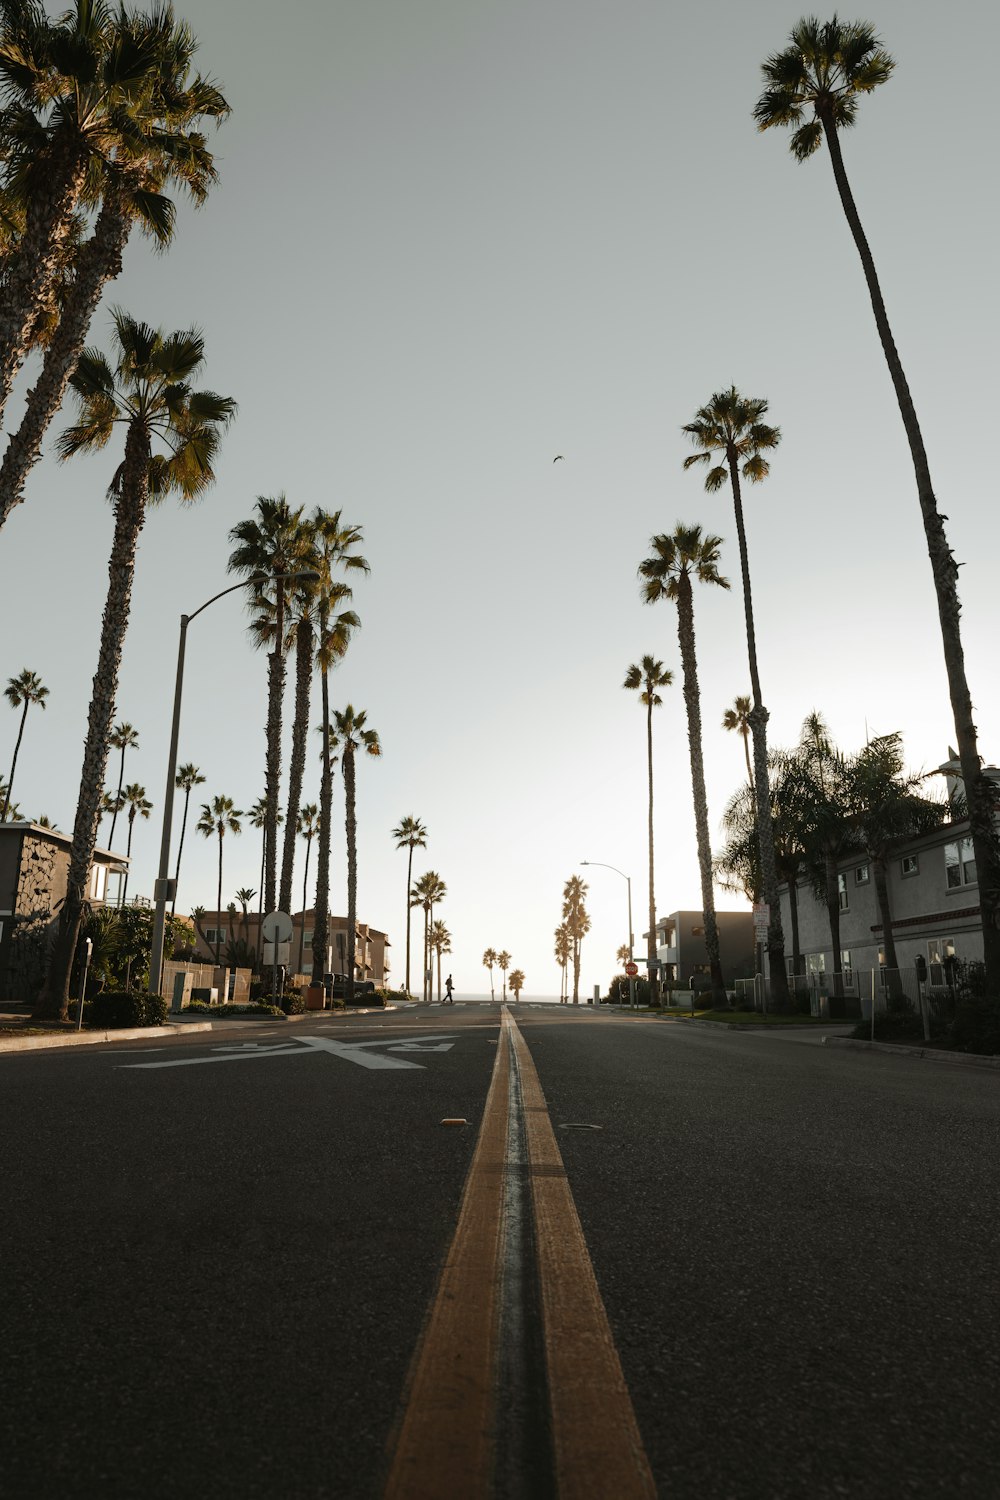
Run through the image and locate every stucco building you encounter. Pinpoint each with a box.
[651,909,756,987]
[187,908,390,985]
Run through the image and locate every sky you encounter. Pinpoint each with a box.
[1,0,998,996]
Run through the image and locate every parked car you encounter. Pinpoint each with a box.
[328,973,377,1004]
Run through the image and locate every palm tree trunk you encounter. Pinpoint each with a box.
[121,814,135,907]
[436,944,442,1003]
[36,424,149,1017]
[873,855,899,971]
[264,579,286,914]
[742,729,753,788]
[311,662,331,984]
[108,746,127,850]
[171,787,192,919]
[821,114,1000,992]
[404,844,414,996]
[215,831,224,966]
[787,875,802,975]
[0,142,89,429]
[299,834,312,974]
[280,616,312,914]
[572,936,580,1005]
[645,695,658,1003]
[675,574,727,1004]
[726,453,790,1009]
[343,743,357,1004]
[0,197,130,532]
[824,851,844,997]
[3,699,29,820]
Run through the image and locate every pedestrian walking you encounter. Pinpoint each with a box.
[444,974,454,1004]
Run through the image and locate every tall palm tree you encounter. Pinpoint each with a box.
[333,705,381,1004]
[482,946,498,1003]
[623,655,673,1002]
[170,762,205,916]
[37,314,234,1018]
[411,872,445,1003]
[497,950,511,1004]
[118,782,151,906]
[0,2,228,431]
[794,713,862,996]
[755,17,1000,993]
[296,802,319,974]
[392,815,428,997]
[227,495,309,914]
[235,886,256,952]
[246,796,282,938]
[554,924,571,1003]
[430,919,451,1003]
[639,525,730,1005]
[197,795,242,966]
[562,875,590,1005]
[309,511,366,985]
[683,387,790,1008]
[508,968,525,1003]
[106,721,139,848]
[3,668,48,820]
[0,16,229,532]
[723,696,753,788]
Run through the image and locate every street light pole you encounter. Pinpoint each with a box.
[581,860,635,1009]
[147,570,319,1002]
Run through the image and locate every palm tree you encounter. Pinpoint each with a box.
[562,875,590,1005]
[482,947,498,1003]
[0,777,21,821]
[795,714,862,997]
[497,950,511,1003]
[246,796,282,939]
[683,387,790,1009]
[37,315,234,1018]
[639,525,730,1006]
[3,669,48,820]
[333,705,381,1004]
[0,2,228,433]
[171,762,205,916]
[723,696,753,788]
[106,721,139,848]
[118,782,151,907]
[508,968,525,1003]
[308,508,367,985]
[296,802,319,974]
[412,872,445,1003]
[623,655,673,1002]
[197,796,242,966]
[0,14,229,532]
[235,886,256,953]
[430,919,451,1003]
[755,17,1000,993]
[392,816,428,997]
[554,924,571,1003]
[227,495,309,914]
[616,943,631,967]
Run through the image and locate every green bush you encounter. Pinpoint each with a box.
[949,996,1000,1056]
[278,992,305,1015]
[374,987,408,1005]
[90,991,168,1028]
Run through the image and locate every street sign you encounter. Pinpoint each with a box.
[625,962,639,977]
[262,910,294,945]
[753,902,770,937]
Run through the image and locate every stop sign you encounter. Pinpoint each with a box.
[625,962,639,976]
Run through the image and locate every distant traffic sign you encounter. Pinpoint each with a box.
[625,962,639,977]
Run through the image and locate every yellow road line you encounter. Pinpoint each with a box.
[383,1021,510,1498]
[507,1010,657,1499]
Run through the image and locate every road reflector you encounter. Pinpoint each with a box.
[440,1118,468,1126]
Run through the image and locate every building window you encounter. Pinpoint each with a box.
[854,864,870,885]
[206,927,228,945]
[690,925,704,937]
[927,937,956,986]
[88,863,108,902]
[840,950,855,989]
[837,873,849,911]
[901,855,919,878]
[806,953,825,976]
[944,839,976,889]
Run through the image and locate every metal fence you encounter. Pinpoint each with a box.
[735,967,956,1037]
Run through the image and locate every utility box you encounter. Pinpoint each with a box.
[171,970,193,1013]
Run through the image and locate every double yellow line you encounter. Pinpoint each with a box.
[384,1008,655,1498]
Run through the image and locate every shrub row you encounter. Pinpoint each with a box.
[89,991,169,1028]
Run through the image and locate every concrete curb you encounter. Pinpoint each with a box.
[0,1003,402,1054]
[656,1015,837,1035]
[823,1036,1000,1070]
[0,1022,214,1054]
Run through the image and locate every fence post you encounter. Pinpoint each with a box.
[870,970,876,1043]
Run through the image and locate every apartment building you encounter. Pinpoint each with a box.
[187,908,390,985]
[650,909,756,987]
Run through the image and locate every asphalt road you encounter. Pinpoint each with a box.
[2,1004,998,1498]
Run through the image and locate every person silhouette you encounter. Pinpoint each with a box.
[444,974,454,1004]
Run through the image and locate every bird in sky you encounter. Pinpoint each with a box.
[553,455,564,462]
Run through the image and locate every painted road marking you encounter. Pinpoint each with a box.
[120,1034,457,1073]
[384,1009,654,1499]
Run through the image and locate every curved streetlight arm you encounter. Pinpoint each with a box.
[581,859,634,955]
[147,569,319,998]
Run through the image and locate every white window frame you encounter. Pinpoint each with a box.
[854,864,870,886]
[205,926,228,946]
[840,949,855,989]
[944,839,976,890]
[837,873,849,911]
[901,854,919,878]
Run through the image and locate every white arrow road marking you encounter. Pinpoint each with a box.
[119,1034,457,1072]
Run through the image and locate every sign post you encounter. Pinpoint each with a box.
[262,911,294,1002]
[752,902,770,1015]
